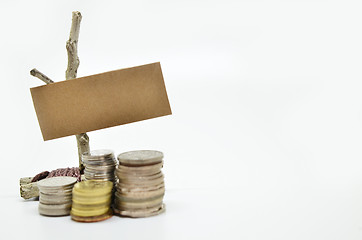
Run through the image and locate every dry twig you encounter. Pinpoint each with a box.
[65,11,90,172]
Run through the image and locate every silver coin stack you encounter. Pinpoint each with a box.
[82,149,117,182]
[113,150,166,218]
[37,176,77,216]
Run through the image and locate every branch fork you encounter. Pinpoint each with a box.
[29,11,89,173]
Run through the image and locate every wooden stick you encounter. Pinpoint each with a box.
[66,11,89,172]
[30,68,54,84]
[66,11,81,80]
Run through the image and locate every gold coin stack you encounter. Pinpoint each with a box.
[70,180,113,222]
[113,150,166,218]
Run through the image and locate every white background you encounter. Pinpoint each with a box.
[1,0,362,239]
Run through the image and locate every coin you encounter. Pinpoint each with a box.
[39,203,72,217]
[116,186,165,200]
[71,209,113,223]
[71,180,113,222]
[37,176,77,217]
[114,203,165,218]
[37,176,77,189]
[72,194,112,205]
[82,149,117,183]
[117,150,163,166]
[72,200,112,210]
[118,172,164,183]
[114,196,164,210]
[40,193,73,205]
[116,182,165,192]
[71,206,110,217]
[115,162,163,177]
[115,192,164,203]
[119,177,164,189]
[73,180,113,195]
[113,150,165,218]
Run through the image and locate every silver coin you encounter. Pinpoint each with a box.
[82,149,115,160]
[114,196,163,209]
[115,167,162,181]
[84,176,115,182]
[39,208,71,216]
[114,203,165,218]
[82,149,117,183]
[83,160,116,166]
[117,172,163,182]
[116,186,165,199]
[84,169,115,175]
[37,177,77,193]
[115,191,164,203]
[116,182,165,192]
[85,165,116,171]
[39,184,75,191]
[117,150,163,166]
[118,175,164,187]
[38,202,72,216]
[39,193,73,205]
[116,161,163,172]
[83,149,114,157]
[38,185,74,193]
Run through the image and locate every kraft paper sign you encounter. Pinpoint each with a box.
[31,62,172,141]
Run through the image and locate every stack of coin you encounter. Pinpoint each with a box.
[71,180,114,222]
[114,150,166,217]
[37,176,77,216]
[82,149,117,182]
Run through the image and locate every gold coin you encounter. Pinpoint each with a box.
[71,200,111,211]
[71,206,110,217]
[72,196,111,206]
[72,192,112,204]
[72,180,113,196]
[71,209,113,222]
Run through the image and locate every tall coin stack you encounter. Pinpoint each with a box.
[71,180,114,222]
[37,176,77,216]
[114,150,166,218]
[82,149,117,183]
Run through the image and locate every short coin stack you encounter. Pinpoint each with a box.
[114,150,166,218]
[37,176,77,216]
[82,150,117,183]
[71,180,114,222]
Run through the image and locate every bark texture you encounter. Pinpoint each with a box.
[65,11,89,173]
[20,178,39,199]
[30,69,54,84]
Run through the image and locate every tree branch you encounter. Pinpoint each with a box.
[20,11,90,199]
[66,11,82,80]
[66,11,89,172]
[30,68,54,84]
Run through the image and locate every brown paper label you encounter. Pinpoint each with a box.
[30,62,172,140]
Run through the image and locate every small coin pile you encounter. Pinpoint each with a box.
[37,176,77,216]
[114,150,166,218]
[71,180,114,222]
[82,150,117,182]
